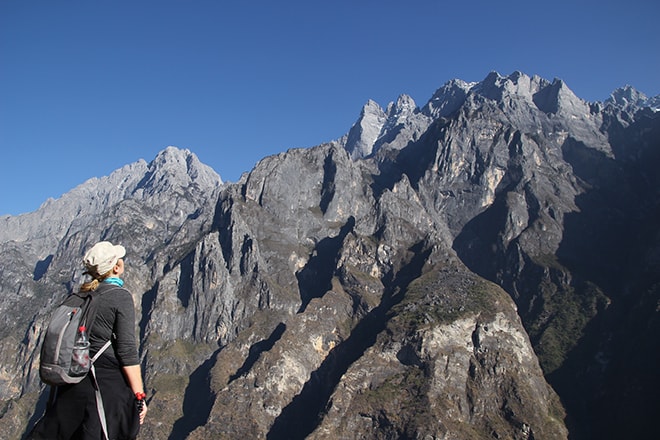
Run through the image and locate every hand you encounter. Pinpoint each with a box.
[139,400,148,425]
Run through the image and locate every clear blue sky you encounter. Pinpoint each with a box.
[1,0,658,216]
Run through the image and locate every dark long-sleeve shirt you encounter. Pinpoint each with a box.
[87,283,140,366]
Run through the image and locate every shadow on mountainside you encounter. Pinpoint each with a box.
[296,217,355,313]
[228,322,286,384]
[168,349,220,440]
[33,255,52,281]
[267,241,432,440]
[548,131,660,440]
[369,120,444,198]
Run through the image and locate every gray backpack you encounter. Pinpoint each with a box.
[36,288,117,439]
[39,290,111,386]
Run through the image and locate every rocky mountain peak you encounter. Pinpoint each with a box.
[467,71,589,119]
[385,94,417,120]
[343,94,431,159]
[422,78,475,118]
[605,85,660,112]
[607,84,647,107]
[343,99,388,159]
[134,146,222,196]
[473,70,543,101]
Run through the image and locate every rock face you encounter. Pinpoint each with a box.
[1,72,659,439]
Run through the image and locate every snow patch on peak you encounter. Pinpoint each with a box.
[647,96,660,112]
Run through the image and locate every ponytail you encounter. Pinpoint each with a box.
[80,268,113,292]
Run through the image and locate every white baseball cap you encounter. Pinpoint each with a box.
[83,241,126,276]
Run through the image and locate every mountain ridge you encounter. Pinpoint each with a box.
[1,71,659,439]
[341,71,657,163]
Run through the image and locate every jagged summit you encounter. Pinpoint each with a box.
[343,95,424,159]
[341,71,659,161]
[134,146,222,196]
[343,71,591,160]
[148,146,221,183]
[422,77,475,118]
[343,99,388,159]
[472,71,551,101]
[607,84,647,107]
[606,85,660,111]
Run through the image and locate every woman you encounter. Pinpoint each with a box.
[30,241,148,439]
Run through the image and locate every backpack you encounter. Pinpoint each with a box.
[39,290,112,386]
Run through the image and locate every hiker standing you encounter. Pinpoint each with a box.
[29,241,148,439]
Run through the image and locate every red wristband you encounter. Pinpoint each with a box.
[135,392,146,401]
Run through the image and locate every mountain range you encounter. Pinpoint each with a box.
[1,71,658,439]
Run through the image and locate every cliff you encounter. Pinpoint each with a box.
[2,72,659,439]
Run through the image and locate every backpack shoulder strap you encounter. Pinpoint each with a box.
[89,364,110,440]
[92,340,113,362]
[79,285,123,333]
